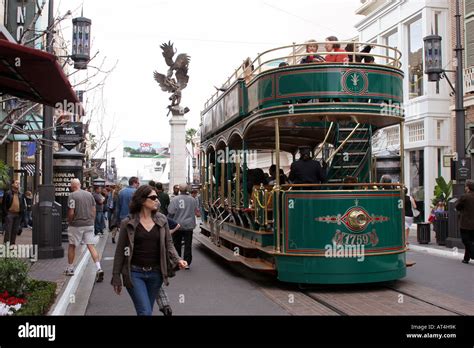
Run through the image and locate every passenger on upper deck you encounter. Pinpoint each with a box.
[288,146,327,185]
[324,36,349,63]
[300,40,325,64]
[345,43,375,63]
[242,57,254,84]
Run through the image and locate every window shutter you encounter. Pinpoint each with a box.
[466,1,474,68]
[466,0,474,15]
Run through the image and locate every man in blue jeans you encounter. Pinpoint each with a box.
[92,186,105,235]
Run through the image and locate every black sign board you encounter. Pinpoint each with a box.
[56,122,83,150]
[454,158,472,181]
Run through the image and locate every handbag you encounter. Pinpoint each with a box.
[411,199,420,217]
[166,251,178,278]
[412,208,420,218]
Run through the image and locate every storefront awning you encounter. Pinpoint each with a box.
[0,39,83,113]
[5,113,43,142]
[20,163,40,176]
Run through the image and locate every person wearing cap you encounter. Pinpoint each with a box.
[288,146,327,185]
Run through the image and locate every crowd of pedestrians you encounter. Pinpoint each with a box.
[65,177,200,316]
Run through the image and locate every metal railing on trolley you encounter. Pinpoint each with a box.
[203,41,402,109]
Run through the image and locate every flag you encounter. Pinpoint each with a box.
[26,142,36,157]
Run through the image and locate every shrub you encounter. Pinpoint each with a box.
[15,279,57,316]
[0,258,30,297]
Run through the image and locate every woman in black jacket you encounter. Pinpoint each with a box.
[111,185,187,315]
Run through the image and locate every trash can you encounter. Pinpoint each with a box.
[417,223,431,244]
[434,212,448,246]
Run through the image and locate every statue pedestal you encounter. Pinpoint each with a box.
[169,115,188,192]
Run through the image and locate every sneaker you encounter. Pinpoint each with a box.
[462,260,469,264]
[96,269,104,282]
[112,237,116,244]
[64,268,75,276]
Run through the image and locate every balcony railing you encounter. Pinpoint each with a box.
[465,67,474,94]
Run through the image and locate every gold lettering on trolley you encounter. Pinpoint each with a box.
[331,229,379,247]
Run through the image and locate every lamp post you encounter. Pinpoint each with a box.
[423,0,470,249]
[36,0,92,259]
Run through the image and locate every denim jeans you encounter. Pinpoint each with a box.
[127,269,163,316]
[95,211,104,235]
[172,229,193,265]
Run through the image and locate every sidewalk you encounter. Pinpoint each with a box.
[408,224,465,260]
[3,226,108,315]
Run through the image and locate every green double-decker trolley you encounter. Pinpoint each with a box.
[197,41,407,284]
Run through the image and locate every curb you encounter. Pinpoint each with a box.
[409,244,464,260]
[48,232,109,315]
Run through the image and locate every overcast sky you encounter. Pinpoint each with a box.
[57,0,363,176]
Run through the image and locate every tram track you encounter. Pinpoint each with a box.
[297,283,470,316]
[194,236,473,316]
[381,283,471,316]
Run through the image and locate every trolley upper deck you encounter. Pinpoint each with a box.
[200,41,404,146]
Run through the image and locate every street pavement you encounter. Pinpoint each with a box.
[85,233,288,315]
[82,227,473,316]
[404,250,473,302]
[5,225,472,315]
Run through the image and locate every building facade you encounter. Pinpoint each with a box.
[450,1,474,169]
[356,0,453,219]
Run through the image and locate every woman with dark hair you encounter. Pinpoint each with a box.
[324,36,348,63]
[111,185,187,315]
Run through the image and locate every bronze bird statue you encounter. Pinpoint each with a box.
[153,41,191,113]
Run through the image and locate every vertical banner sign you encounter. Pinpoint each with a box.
[53,152,85,238]
[6,0,36,43]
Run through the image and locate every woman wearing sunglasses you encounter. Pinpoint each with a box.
[111,185,187,315]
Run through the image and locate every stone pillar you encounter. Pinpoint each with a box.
[169,115,188,193]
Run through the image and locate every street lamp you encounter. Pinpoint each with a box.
[423,34,442,82]
[36,2,92,259]
[423,0,471,249]
[71,14,92,70]
[423,0,468,176]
